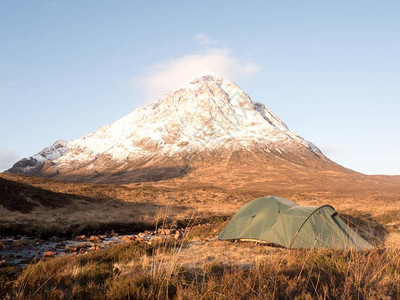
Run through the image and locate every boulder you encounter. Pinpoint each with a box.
[12,239,36,247]
[0,243,6,251]
[75,243,88,250]
[121,236,134,243]
[43,251,55,258]
[89,235,100,242]
[55,242,66,248]
[75,235,86,241]
[65,243,87,252]
[65,245,76,252]
[31,257,40,264]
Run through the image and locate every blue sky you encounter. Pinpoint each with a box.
[1,1,399,174]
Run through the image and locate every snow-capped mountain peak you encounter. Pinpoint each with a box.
[8,75,324,181]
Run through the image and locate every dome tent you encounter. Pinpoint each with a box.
[218,196,372,249]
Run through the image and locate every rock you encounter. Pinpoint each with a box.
[65,243,87,252]
[164,229,171,235]
[55,242,66,248]
[89,235,100,242]
[43,251,55,258]
[121,236,134,243]
[75,235,86,241]
[174,232,182,240]
[136,237,144,241]
[100,235,107,239]
[0,243,6,250]
[31,257,40,264]
[65,245,77,252]
[75,243,88,250]
[12,239,36,247]
[89,246,96,251]
[14,235,22,240]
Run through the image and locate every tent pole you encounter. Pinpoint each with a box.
[288,205,335,249]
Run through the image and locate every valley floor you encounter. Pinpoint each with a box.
[1,172,400,299]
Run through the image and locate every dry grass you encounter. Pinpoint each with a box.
[1,170,400,298]
[2,225,400,300]
[1,171,400,238]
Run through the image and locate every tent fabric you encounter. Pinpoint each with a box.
[218,196,372,249]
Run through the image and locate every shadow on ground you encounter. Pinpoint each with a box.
[341,213,388,245]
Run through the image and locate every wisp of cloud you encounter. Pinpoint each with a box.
[137,48,260,101]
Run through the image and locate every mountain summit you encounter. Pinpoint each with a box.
[9,75,333,183]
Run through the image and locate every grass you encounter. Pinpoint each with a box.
[0,173,242,237]
[1,171,400,239]
[1,172,400,298]
[2,236,400,299]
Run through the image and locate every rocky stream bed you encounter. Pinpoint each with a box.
[0,228,186,268]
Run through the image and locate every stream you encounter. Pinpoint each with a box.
[0,229,184,268]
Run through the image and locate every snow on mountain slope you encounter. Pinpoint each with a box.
[8,75,326,181]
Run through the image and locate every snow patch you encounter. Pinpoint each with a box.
[11,75,322,174]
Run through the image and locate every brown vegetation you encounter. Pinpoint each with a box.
[1,224,400,299]
[1,170,399,241]
[1,165,400,299]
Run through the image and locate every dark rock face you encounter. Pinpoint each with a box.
[8,157,44,176]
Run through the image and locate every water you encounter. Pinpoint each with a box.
[0,232,155,268]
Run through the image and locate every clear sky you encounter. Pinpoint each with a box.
[1,1,399,175]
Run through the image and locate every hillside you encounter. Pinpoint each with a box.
[9,74,346,184]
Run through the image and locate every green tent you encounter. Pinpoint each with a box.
[218,196,372,249]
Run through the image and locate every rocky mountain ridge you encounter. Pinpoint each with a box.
[9,75,333,183]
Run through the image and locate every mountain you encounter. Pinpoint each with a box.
[8,74,345,184]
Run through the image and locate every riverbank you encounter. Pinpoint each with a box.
[1,223,400,299]
[0,222,216,269]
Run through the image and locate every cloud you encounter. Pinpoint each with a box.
[137,48,260,101]
[194,33,217,46]
[0,149,19,170]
